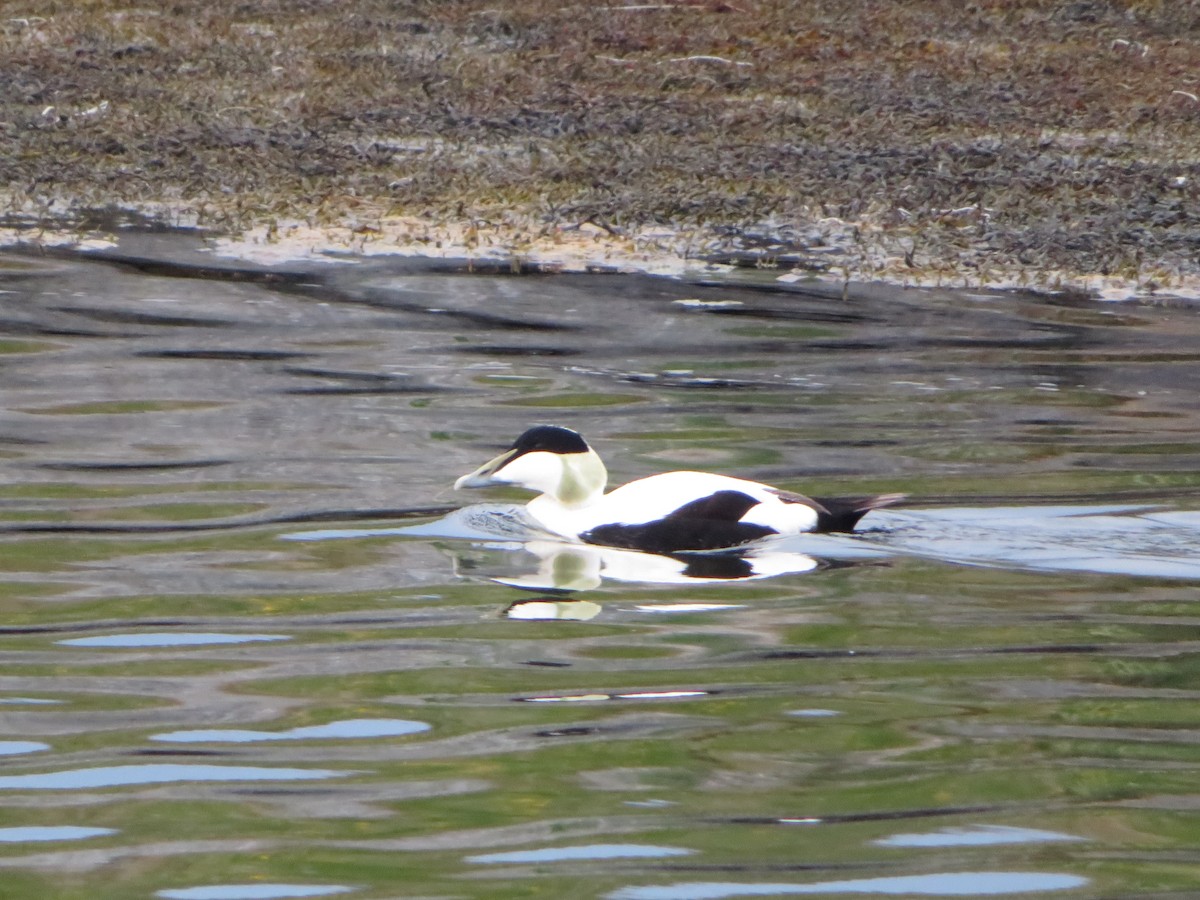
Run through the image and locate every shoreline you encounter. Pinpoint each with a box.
[3,208,1195,304]
[4,0,1198,301]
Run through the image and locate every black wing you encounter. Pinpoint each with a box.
[581,490,776,553]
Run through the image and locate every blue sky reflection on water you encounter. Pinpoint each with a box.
[606,872,1090,899]
[151,718,430,743]
[466,843,696,864]
[56,632,291,648]
[0,825,117,843]
[0,741,49,756]
[0,764,345,790]
[874,824,1084,848]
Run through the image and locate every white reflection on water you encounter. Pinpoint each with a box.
[489,540,820,590]
[57,632,291,648]
[521,690,710,704]
[0,825,116,842]
[522,692,611,703]
[156,886,355,900]
[636,603,746,613]
[787,709,841,718]
[607,871,1088,899]
[467,843,695,864]
[0,763,344,790]
[284,505,821,588]
[151,718,430,743]
[875,824,1083,848]
[504,598,603,621]
[0,741,49,756]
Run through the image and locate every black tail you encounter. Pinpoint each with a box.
[812,493,905,533]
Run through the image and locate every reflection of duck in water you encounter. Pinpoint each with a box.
[454,425,903,554]
[488,540,821,592]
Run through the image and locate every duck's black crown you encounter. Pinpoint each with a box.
[510,425,590,456]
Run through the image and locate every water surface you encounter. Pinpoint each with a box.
[2,235,1200,897]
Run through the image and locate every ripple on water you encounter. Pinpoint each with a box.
[156,886,355,900]
[0,764,345,790]
[6,243,1200,900]
[0,826,117,843]
[56,632,291,648]
[787,709,842,718]
[635,604,747,613]
[0,697,63,705]
[0,741,49,756]
[606,871,1090,899]
[150,718,430,743]
[851,506,1200,580]
[874,824,1084,848]
[467,843,696,864]
[521,690,710,703]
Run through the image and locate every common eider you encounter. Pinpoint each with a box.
[454,425,903,554]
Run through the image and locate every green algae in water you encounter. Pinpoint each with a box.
[17,400,228,415]
[0,340,63,354]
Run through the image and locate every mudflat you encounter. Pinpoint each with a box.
[2,1,1198,292]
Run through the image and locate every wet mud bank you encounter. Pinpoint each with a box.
[2,1,1200,298]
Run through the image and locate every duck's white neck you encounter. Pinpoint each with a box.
[549,449,607,507]
[521,451,607,541]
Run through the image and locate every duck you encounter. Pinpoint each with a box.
[454,425,903,554]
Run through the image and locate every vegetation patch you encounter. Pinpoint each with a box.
[2,1,1199,295]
